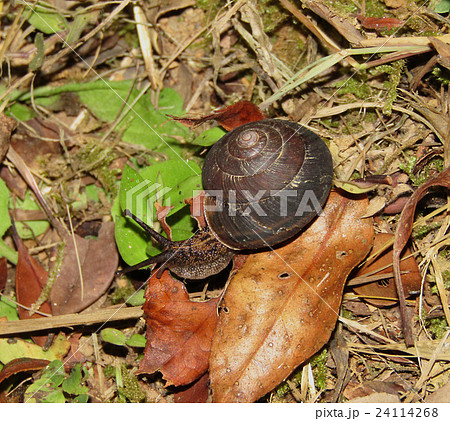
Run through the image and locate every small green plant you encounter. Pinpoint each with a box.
[371,60,405,115]
[24,360,89,403]
[100,328,146,348]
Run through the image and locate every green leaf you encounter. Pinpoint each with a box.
[0,240,18,265]
[433,0,450,13]
[333,180,378,194]
[66,8,97,45]
[113,161,201,266]
[126,290,146,307]
[125,334,147,348]
[24,360,66,403]
[113,197,150,267]
[26,6,68,34]
[85,184,101,202]
[12,81,190,161]
[72,394,89,403]
[158,88,186,116]
[0,334,71,365]
[0,178,11,237]
[9,190,50,239]
[6,102,36,121]
[0,296,19,321]
[76,83,190,152]
[62,364,88,395]
[191,126,226,146]
[100,328,127,346]
[0,179,17,263]
[29,32,45,71]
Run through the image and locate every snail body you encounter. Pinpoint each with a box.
[121,119,333,280]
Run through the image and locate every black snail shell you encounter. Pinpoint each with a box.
[120,118,333,280]
[202,119,333,250]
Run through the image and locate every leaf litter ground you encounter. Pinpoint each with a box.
[0,0,449,404]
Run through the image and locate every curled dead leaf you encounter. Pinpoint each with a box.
[209,190,374,402]
[169,100,267,131]
[393,166,450,346]
[137,271,219,386]
[353,233,421,307]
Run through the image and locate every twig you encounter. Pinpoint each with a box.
[6,147,67,239]
[0,306,144,335]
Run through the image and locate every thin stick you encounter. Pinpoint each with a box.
[66,205,84,301]
[0,306,144,336]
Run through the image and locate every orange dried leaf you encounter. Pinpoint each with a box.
[185,192,207,229]
[173,372,210,403]
[11,222,51,320]
[10,220,51,347]
[154,202,174,239]
[0,358,50,387]
[209,191,374,402]
[356,15,404,30]
[138,271,219,386]
[169,101,267,131]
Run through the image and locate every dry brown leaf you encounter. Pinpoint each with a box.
[10,217,52,347]
[347,392,401,403]
[0,114,16,163]
[425,380,450,403]
[49,221,118,315]
[353,233,421,307]
[209,190,374,402]
[173,372,210,403]
[393,166,450,345]
[0,257,6,291]
[137,271,220,386]
[429,37,450,71]
[10,118,63,171]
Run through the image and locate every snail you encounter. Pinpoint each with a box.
[120,119,333,280]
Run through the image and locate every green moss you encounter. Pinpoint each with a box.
[412,223,439,241]
[111,281,137,305]
[365,0,387,18]
[310,349,328,390]
[426,317,448,339]
[256,0,290,33]
[33,241,66,310]
[433,66,450,85]
[399,155,444,186]
[74,141,120,196]
[195,0,224,14]
[117,365,146,403]
[430,271,450,295]
[370,60,405,115]
[341,307,356,320]
[323,0,358,16]
[274,381,292,398]
[444,270,450,286]
[103,365,115,378]
[334,76,372,100]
